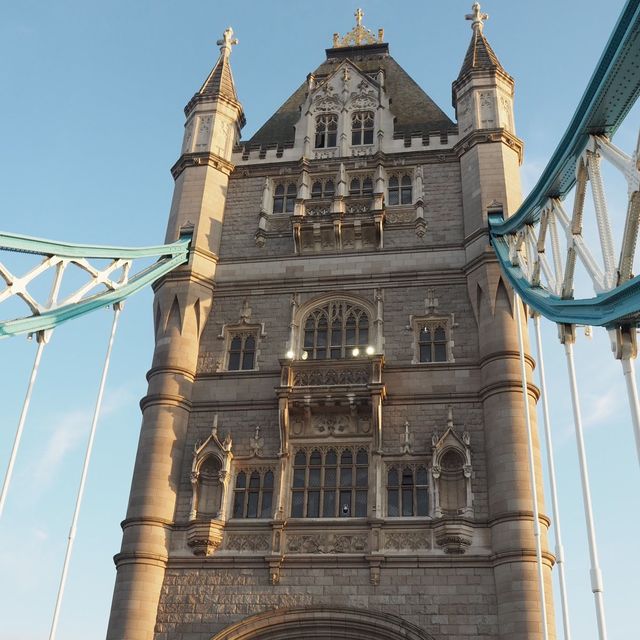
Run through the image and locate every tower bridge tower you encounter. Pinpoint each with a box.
[107,7,553,640]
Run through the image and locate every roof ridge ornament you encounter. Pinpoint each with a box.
[217,26,238,59]
[465,2,489,32]
[332,8,384,48]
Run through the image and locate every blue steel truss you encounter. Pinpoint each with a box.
[489,0,640,326]
[0,231,191,338]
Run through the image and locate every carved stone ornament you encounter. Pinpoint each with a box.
[433,520,473,555]
[293,366,369,386]
[383,531,431,551]
[187,520,225,557]
[313,84,342,112]
[286,533,368,554]
[349,79,377,110]
[224,533,271,552]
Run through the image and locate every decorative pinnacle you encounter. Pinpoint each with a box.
[332,9,383,48]
[217,26,238,58]
[465,2,488,32]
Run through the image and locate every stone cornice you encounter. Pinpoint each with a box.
[139,392,193,412]
[171,151,235,180]
[454,127,524,164]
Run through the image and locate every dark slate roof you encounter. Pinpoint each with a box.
[198,51,239,102]
[457,27,506,79]
[246,43,455,147]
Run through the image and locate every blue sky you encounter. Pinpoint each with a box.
[0,1,638,638]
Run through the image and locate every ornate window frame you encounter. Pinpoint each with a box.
[409,314,456,364]
[351,110,375,146]
[290,445,369,518]
[387,172,413,206]
[385,462,430,517]
[231,465,276,519]
[310,176,336,199]
[218,301,266,372]
[272,182,298,214]
[314,113,338,149]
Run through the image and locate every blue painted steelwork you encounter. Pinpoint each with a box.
[0,232,191,338]
[489,0,640,325]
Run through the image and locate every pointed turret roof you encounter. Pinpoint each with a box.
[456,3,508,80]
[185,27,244,122]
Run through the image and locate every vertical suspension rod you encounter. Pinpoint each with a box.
[620,356,640,466]
[514,295,549,640]
[48,304,122,640]
[533,315,572,640]
[0,332,47,519]
[563,337,607,640]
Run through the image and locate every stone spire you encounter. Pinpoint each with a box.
[457,3,507,80]
[186,27,244,120]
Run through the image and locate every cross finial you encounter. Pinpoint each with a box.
[355,8,364,26]
[217,26,238,58]
[465,2,488,32]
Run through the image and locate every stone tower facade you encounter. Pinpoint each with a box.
[107,8,554,640]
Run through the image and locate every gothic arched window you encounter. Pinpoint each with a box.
[387,465,429,517]
[232,469,274,519]
[315,113,338,148]
[311,179,335,199]
[302,301,370,359]
[349,176,373,197]
[273,183,297,213]
[418,324,448,363]
[351,111,374,145]
[388,174,412,205]
[196,456,223,518]
[227,333,257,370]
[291,447,368,518]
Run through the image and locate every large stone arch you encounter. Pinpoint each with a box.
[210,606,436,640]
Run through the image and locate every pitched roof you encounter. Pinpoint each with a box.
[246,43,455,147]
[457,27,506,79]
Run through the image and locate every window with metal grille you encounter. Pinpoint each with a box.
[302,301,370,359]
[227,333,257,370]
[273,183,297,213]
[418,324,448,363]
[291,448,368,518]
[388,174,413,205]
[351,111,374,145]
[232,469,274,518]
[387,465,429,516]
[315,113,338,148]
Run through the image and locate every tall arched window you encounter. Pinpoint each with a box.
[291,447,368,518]
[351,111,374,145]
[315,114,338,148]
[439,450,466,514]
[227,333,257,370]
[387,465,429,517]
[273,183,297,213]
[388,175,413,205]
[418,324,447,363]
[302,300,370,359]
[232,469,274,518]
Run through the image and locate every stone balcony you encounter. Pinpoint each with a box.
[292,194,385,254]
[277,356,385,448]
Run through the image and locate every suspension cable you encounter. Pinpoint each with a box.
[514,294,549,640]
[49,304,122,640]
[533,314,572,640]
[562,334,608,640]
[0,331,48,519]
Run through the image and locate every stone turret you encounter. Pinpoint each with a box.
[455,5,554,639]
[106,28,244,640]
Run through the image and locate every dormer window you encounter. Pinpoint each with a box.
[349,176,373,196]
[351,111,374,146]
[315,114,338,148]
[273,183,297,213]
[388,175,413,205]
[311,179,336,199]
